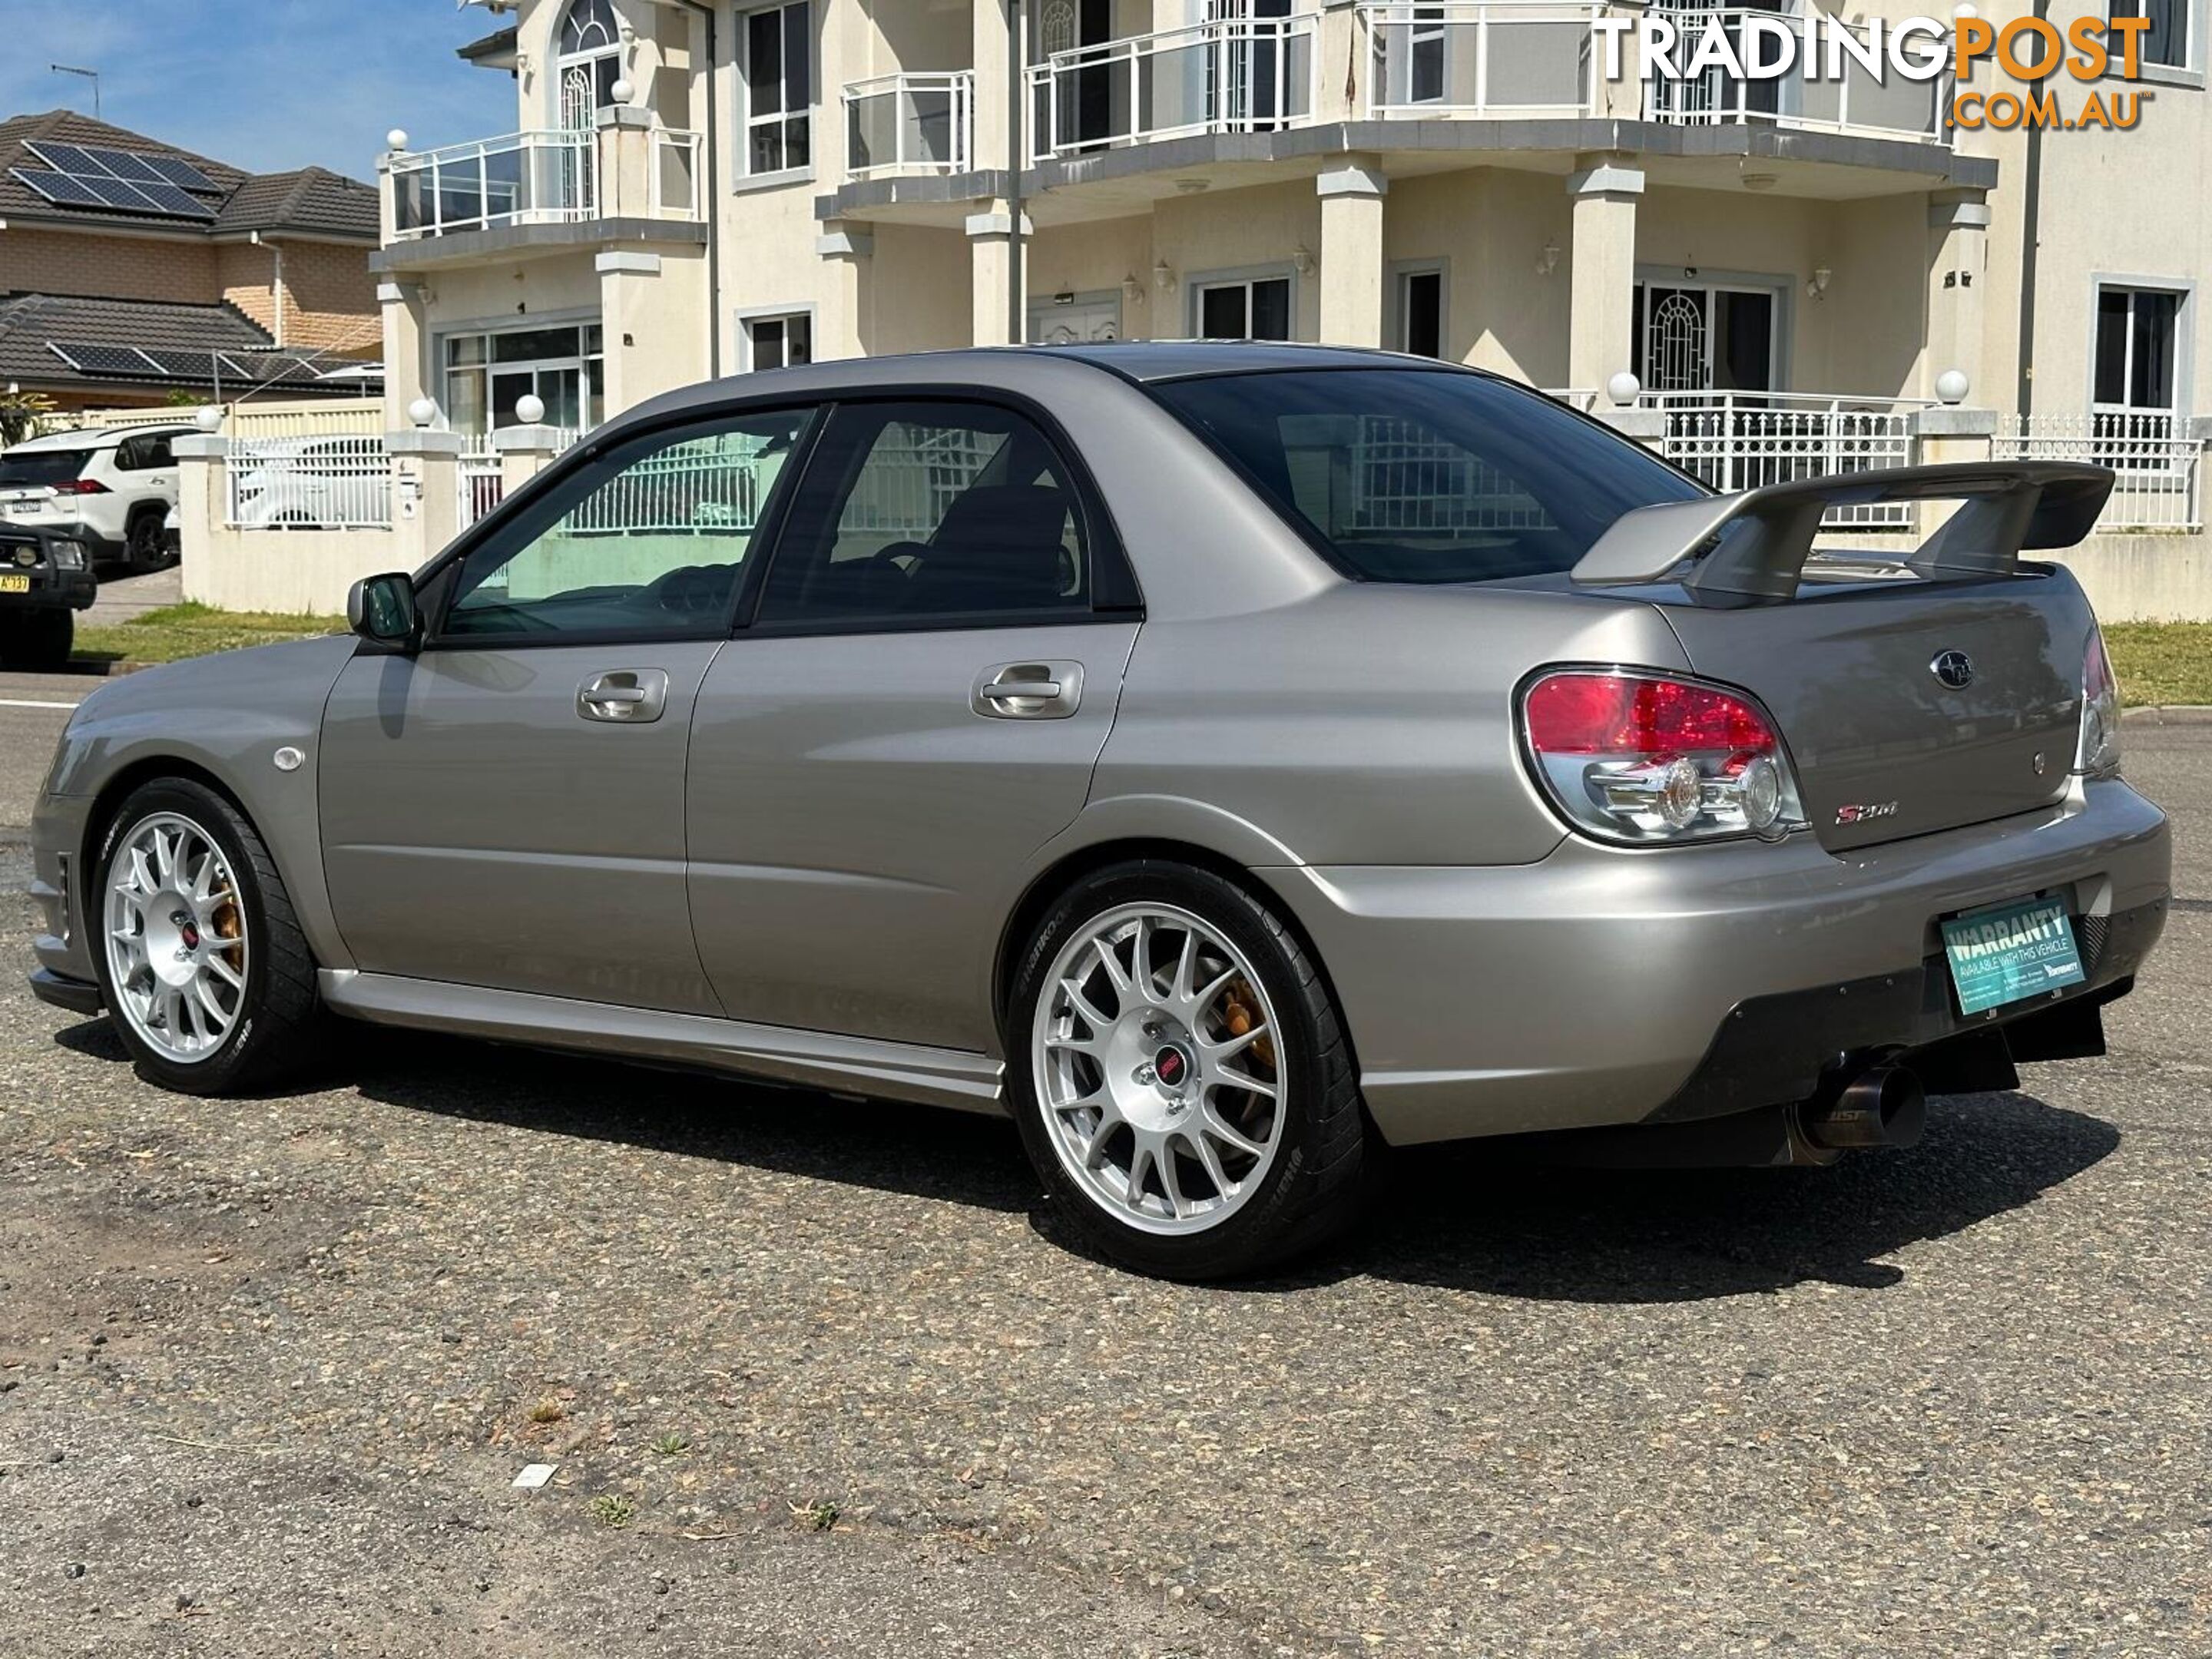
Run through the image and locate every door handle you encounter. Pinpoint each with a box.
[972,661,1084,720]
[577,667,669,724]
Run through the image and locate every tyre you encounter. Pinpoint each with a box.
[91,779,326,1094]
[125,510,175,573]
[0,608,71,671]
[1006,860,1376,1280]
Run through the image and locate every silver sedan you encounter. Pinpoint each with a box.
[27,346,2171,1278]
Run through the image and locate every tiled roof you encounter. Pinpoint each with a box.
[0,110,376,242]
[212,167,379,239]
[0,291,274,389]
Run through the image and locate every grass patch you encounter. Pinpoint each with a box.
[75,601,336,666]
[587,1493,636,1529]
[789,1499,839,1532]
[650,1432,690,1457]
[2104,623,2212,708]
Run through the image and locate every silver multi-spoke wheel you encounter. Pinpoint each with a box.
[1031,902,1285,1236]
[103,812,250,1064]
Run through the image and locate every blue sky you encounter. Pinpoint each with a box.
[1,1,514,182]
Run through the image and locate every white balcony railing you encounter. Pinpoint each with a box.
[1641,9,1952,143]
[652,127,705,217]
[844,72,973,179]
[389,131,599,240]
[1363,3,1604,118]
[1995,411,2204,532]
[1027,15,1316,161]
[1643,390,1923,528]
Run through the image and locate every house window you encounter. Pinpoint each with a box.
[743,311,813,372]
[2110,0,2193,68]
[2094,284,2184,411]
[442,322,605,437]
[1398,268,1445,358]
[1194,275,1293,341]
[555,0,623,131]
[742,2,813,175]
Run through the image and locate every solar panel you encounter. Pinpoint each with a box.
[18,142,218,219]
[47,343,166,378]
[12,167,108,207]
[141,153,220,193]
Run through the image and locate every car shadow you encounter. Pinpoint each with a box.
[51,1017,2118,1302]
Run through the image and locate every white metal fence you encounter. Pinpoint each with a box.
[1995,412,2205,532]
[844,73,973,177]
[1363,2,1602,119]
[1028,15,1316,158]
[1646,392,1921,527]
[228,433,389,529]
[389,131,597,239]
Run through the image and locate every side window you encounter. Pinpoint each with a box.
[144,434,175,469]
[440,408,812,641]
[754,401,1091,627]
[112,436,148,472]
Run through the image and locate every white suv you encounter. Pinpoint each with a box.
[0,425,192,573]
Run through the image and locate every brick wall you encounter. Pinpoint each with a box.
[2,227,218,303]
[273,239,379,353]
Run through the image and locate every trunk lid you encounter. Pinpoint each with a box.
[1644,565,2092,851]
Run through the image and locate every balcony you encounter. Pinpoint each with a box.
[1357,2,1950,144]
[385,125,704,247]
[844,72,974,180]
[1364,2,1606,120]
[1026,14,1316,161]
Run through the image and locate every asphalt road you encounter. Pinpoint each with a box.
[1,687,2207,1657]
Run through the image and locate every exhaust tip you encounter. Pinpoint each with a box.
[1803,1064,1926,1152]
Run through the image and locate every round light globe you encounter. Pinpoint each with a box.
[1606,370,1641,406]
[609,79,633,104]
[1935,369,1971,406]
[515,393,546,426]
[194,405,223,433]
[407,396,439,428]
[386,129,409,153]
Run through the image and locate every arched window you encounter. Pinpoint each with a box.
[555,0,623,131]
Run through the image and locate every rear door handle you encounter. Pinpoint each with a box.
[972,661,1084,720]
[577,667,669,724]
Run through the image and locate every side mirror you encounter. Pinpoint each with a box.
[346,572,420,651]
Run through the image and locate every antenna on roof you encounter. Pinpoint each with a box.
[49,63,100,120]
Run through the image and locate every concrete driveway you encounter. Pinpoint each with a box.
[1,683,2205,1657]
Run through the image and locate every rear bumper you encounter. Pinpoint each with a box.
[1258,777,2171,1145]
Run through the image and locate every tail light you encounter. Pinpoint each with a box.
[1520,668,1807,845]
[2075,624,2121,779]
[50,478,108,496]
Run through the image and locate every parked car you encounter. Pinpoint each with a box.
[0,424,192,572]
[25,346,2171,1279]
[0,523,97,670]
[230,434,389,528]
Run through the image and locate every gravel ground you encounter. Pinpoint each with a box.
[0,694,2206,1657]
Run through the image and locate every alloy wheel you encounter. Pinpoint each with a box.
[103,812,250,1063]
[1031,902,1286,1235]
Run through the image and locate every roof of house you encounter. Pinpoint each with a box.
[0,290,341,396]
[457,25,521,68]
[0,110,376,242]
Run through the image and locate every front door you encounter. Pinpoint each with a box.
[319,403,813,1012]
[1634,282,1777,393]
[687,397,1139,1054]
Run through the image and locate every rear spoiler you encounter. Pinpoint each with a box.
[1571,461,2113,602]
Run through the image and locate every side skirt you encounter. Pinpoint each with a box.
[317,969,1007,1115]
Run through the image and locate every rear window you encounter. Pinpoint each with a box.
[0,449,91,488]
[1149,369,1703,583]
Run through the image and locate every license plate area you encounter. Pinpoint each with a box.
[1941,893,2086,1016]
[0,573,29,593]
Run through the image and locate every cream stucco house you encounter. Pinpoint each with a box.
[172,0,2212,617]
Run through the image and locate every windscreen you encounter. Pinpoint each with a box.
[0,450,91,488]
[1150,369,1704,582]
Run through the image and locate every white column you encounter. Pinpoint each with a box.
[1926,189,1990,404]
[1316,157,1387,348]
[386,429,463,571]
[376,278,429,437]
[815,222,875,360]
[967,205,1031,346]
[1567,154,1642,406]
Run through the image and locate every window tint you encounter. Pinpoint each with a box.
[441,409,811,641]
[1151,369,1704,583]
[756,401,1091,626]
[0,449,89,488]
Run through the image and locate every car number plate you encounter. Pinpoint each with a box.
[1942,895,2085,1015]
[0,573,28,593]
[4,500,41,516]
